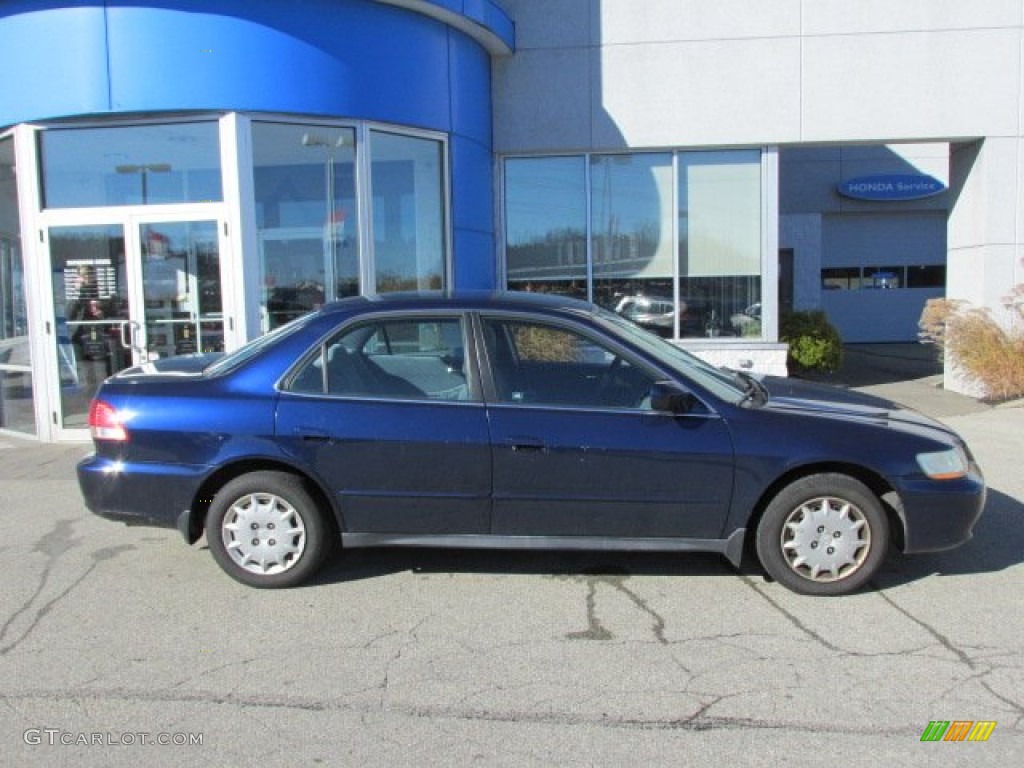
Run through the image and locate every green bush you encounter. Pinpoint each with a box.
[781,310,843,373]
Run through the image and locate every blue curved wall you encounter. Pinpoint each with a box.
[0,0,514,288]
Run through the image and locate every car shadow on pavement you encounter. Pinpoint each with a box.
[311,547,753,587]
[309,486,1022,591]
[873,487,1024,588]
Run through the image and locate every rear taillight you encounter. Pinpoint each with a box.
[88,400,128,442]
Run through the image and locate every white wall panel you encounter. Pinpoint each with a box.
[802,0,1022,35]
[592,38,801,148]
[948,138,1020,250]
[801,29,1021,141]
[597,0,800,44]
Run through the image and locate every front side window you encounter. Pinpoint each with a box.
[290,317,469,402]
[39,122,222,208]
[482,317,655,409]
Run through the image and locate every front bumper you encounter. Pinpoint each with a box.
[892,467,986,553]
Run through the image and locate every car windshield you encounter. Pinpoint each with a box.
[593,307,748,402]
[204,313,318,377]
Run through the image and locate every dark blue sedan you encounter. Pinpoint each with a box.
[77,292,986,595]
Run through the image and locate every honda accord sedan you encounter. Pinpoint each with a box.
[77,292,986,595]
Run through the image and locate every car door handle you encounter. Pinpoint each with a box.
[509,438,546,453]
[294,427,331,443]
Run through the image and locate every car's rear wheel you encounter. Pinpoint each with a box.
[755,473,889,596]
[206,471,329,588]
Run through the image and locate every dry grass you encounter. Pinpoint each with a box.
[919,284,1024,401]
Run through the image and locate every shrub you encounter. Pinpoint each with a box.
[919,284,1024,402]
[780,310,843,373]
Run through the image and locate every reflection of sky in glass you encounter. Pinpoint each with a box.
[505,157,586,245]
[591,153,670,234]
[592,153,673,279]
[371,131,444,288]
[252,121,356,230]
[40,122,223,208]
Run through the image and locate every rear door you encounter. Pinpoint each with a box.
[479,314,735,539]
[276,313,491,534]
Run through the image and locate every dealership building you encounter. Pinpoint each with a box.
[1,0,1022,441]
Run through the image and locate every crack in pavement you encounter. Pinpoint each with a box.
[743,574,1024,722]
[738,575,842,652]
[558,569,667,644]
[0,686,915,736]
[0,520,133,656]
[873,587,1024,720]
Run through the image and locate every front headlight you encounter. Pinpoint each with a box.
[916,446,969,480]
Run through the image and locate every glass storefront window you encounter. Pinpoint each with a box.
[39,122,222,208]
[503,149,765,340]
[253,121,359,330]
[678,151,762,338]
[505,156,587,298]
[591,153,674,330]
[1,135,35,435]
[370,130,445,293]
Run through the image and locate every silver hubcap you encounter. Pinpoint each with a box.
[221,492,306,575]
[780,496,870,582]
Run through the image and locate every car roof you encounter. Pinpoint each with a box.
[314,290,599,319]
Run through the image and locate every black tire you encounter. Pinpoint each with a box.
[755,473,889,596]
[206,471,330,588]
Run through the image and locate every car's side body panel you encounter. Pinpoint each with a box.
[487,405,734,539]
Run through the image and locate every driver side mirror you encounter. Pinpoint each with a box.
[649,380,698,414]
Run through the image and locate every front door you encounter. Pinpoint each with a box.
[46,213,233,438]
[480,315,736,539]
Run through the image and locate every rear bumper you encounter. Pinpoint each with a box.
[77,453,206,531]
[893,469,986,553]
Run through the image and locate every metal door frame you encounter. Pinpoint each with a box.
[38,204,234,441]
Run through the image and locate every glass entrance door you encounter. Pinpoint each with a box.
[48,215,230,435]
[136,221,225,362]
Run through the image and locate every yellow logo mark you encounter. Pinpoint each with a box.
[968,721,997,742]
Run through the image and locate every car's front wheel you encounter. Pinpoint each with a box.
[755,473,889,596]
[206,471,330,588]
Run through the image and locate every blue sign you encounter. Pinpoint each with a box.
[838,174,946,201]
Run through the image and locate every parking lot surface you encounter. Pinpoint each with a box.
[1,370,1021,766]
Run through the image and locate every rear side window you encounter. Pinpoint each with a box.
[205,313,316,376]
[288,317,472,402]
